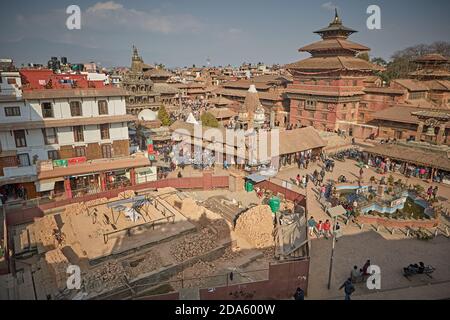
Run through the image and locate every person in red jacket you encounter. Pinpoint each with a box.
[316,220,323,238]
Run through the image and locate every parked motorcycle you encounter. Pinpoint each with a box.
[403,262,435,278]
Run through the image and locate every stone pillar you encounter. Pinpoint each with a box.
[64,177,72,199]
[416,121,424,141]
[130,168,136,186]
[436,123,446,145]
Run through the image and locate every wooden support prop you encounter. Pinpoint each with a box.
[434,228,439,237]
[406,229,410,237]
[391,228,395,235]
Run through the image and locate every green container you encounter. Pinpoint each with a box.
[245,181,254,192]
[269,197,281,214]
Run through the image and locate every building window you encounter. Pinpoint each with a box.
[321,113,328,120]
[102,144,112,158]
[41,102,54,118]
[100,123,110,139]
[73,126,84,142]
[43,128,58,145]
[4,106,21,117]
[47,150,59,160]
[17,153,30,167]
[353,80,358,86]
[70,101,82,116]
[7,78,17,85]
[305,100,317,110]
[98,100,108,115]
[14,130,27,147]
[359,112,365,120]
[74,146,86,157]
[309,111,315,118]
[409,92,426,100]
[360,103,367,109]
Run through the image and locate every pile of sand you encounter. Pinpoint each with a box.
[170,228,217,262]
[234,205,275,249]
[34,215,60,250]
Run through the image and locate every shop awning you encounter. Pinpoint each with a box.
[246,173,268,183]
[135,166,156,174]
[35,179,57,192]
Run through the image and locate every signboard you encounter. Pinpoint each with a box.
[68,156,87,166]
[53,159,68,167]
[390,197,406,208]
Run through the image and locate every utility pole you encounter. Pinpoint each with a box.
[327,216,337,290]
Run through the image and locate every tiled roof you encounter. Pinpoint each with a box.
[23,88,128,99]
[216,88,283,101]
[364,143,450,171]
[371,105,450,125]
[287,56,383,71]
[0,115,136,131]
[299,38,369,53]
[391,79,429,92]
[207,107,237,119]
[363,87,405,95]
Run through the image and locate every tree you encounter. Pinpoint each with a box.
[371,57,388,67]
[200,112,219,128]
[381,41,450,83]
[357,52,370,61]
[158,105,172,126]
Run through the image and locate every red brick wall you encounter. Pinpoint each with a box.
[357,215,439,229]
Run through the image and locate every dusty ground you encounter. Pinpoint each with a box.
[276,158,450,299]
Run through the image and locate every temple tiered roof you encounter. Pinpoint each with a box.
[287,10,382,73]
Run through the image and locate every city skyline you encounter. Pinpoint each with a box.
[0,0,449,68]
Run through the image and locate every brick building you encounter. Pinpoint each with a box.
[0,66,152,200]
[285,10,383,137]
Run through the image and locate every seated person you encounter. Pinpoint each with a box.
[418,262,425,274]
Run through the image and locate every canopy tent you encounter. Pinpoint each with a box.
[186,113,199,125]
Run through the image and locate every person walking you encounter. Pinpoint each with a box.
[334,221,342,241]
[433,186,439,200]
[427,186,433,200]
[339,278,355,300]
[296,174,301,187]
[307,216,317,237]
[316,220,323,238]
[302,175,307,188]
[319,185,326,200]
[323,219,332,239]
[305,158,310,170]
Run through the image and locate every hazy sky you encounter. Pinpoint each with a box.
[1,0,449,68]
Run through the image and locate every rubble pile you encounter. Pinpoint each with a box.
[44,249,71,290]
[83,261,127,293]
[124,251,162,279]
[170,228,217,262]
[234,205,275,249]
[173,260,216,289]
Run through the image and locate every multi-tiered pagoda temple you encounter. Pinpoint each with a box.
[286,10,383,132]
